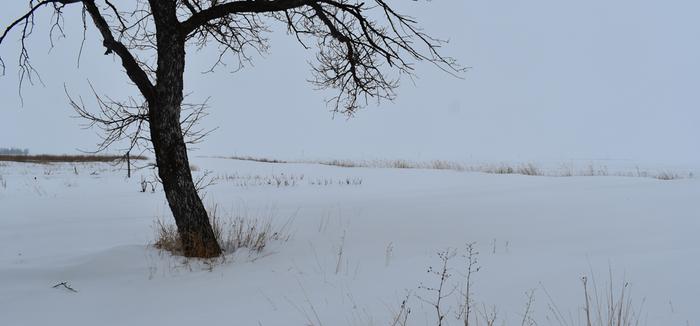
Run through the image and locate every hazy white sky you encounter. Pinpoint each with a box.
[1,0,698,165]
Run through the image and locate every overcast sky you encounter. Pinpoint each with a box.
[1,0,698,165]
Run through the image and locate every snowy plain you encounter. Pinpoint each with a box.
[0,157,698,325]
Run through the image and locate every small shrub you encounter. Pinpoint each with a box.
[139,175,157,193]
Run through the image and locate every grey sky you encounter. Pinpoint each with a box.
[1,0,698,165]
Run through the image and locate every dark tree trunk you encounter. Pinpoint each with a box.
[148,0,221,258]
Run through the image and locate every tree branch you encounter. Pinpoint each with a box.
[180,0,310,35]
[0,0,80,46]
[82,0,155,102]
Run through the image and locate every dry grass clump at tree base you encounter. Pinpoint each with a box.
[154,205,291,256]
[0,154,147,164]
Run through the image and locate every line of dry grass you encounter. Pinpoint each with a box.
[313,158,469,170]
[218,155,289,164]
[217,155,693,180]
[0,154,147,164]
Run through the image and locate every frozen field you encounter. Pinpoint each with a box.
[0,157,698,325]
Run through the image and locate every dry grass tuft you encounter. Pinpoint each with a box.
[581,276,640,326]
[516,163,541,176]
[429,160,466,171]
[655,171,682,180]
[153,220,181,253]
[391,159,413,169]
[153,205,291,256]
[480,164,515,174]
[545,273,643,326]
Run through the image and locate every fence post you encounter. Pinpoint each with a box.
[127,152,131,178]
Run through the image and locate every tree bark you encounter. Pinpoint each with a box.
[148,0,221,258]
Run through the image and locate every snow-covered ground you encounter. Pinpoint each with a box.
[0,157,698,325]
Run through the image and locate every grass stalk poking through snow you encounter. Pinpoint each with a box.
[390,245,646,326]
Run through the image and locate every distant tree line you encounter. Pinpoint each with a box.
[0,148,29,155]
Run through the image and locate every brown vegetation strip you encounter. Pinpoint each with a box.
[0,154,147,163]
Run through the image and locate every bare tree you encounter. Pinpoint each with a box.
[1,0,462,257]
